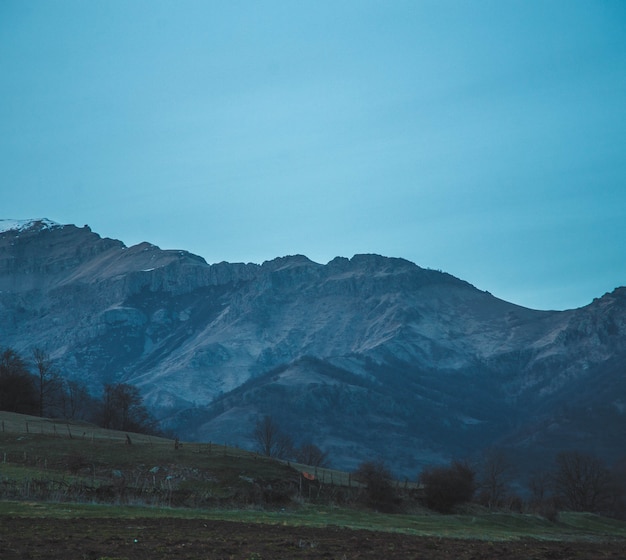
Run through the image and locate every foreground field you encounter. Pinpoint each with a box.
[2,412,626,558]
[1,514,625,559]
[1,502,625,559]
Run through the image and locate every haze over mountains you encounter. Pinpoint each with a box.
[1,219,624,476]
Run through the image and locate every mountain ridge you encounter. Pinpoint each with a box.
[0,219,624,475]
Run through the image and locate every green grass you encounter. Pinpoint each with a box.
[281,508,626,541]
[1,410,301,512]
[0,414,291,481]
[2,411,626,543]
[0,411,169,443]
[0,501,624,542]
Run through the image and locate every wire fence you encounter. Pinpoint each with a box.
[0,413,168,445]
[1,412,420,490]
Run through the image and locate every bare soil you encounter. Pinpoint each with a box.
[0,517,624,559]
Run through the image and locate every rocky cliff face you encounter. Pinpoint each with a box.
[1,219,624,475]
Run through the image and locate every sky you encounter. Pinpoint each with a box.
[1,1,625,311]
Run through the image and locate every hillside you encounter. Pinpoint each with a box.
[0,410,327,511]
[1,219,625,475]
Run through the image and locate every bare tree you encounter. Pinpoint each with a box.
[32,348,62,417]
[294,443,330,468]
[528,469,552,506]
[0,347,37,413]
[553,451,613,512]
[252,415,293,459]
[610,456,626,519]
[100,383,156,434]
[100,383,117,429]
[61,379,94,421]
[479,449,514,510]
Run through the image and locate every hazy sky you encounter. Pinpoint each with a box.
[2,1,625,310]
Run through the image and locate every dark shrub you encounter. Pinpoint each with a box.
[419,460,475,513]
[353,460,398,512]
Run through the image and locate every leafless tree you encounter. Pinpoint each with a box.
[528,469,552,506]
[294,443,330,468]
[61,379,93,420]
[553,451,613,512]
[479,449,514,509]
[610,456,626,519]
[252,415,293,459]
[32,348,62,417]
[0,347,37,413]
[100,383,156,433]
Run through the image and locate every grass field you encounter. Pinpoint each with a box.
[1,500,625,542]
[1,410,626,547]
[0,411,376,488]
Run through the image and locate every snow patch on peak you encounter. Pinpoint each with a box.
[0,218,62,234]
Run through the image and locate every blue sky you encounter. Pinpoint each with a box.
[2,1,625,310]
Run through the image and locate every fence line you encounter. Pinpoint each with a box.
[1,414,419,490]
[0,415,169,445]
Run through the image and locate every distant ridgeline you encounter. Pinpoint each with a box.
[0,219,625,479]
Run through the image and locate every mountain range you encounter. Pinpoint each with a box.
[1,218,624,477]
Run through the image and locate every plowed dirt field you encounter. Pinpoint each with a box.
[0,516,624,559]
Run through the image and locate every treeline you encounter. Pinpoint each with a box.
[0,347,158,435]
[252,415,330,468]
[252,416,330,467]
[253,415,626,519]
[356,450,626,519]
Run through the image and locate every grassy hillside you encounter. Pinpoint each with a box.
[0,411,310,507]
[0,410,384,510]
[2,411,626,544]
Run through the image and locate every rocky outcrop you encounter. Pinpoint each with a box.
[0,219,624,475]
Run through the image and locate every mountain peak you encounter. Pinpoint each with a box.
[349,253,416,271]
[0,218,62,234]
[0,219,623,476]
[261,254,320,270]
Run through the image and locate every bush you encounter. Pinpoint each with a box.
[353,460,398,512]
[537,498,560,522]
[419,460,475,513]
[65,454,90,475]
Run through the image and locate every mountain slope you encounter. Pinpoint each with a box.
[1,219,624,475]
